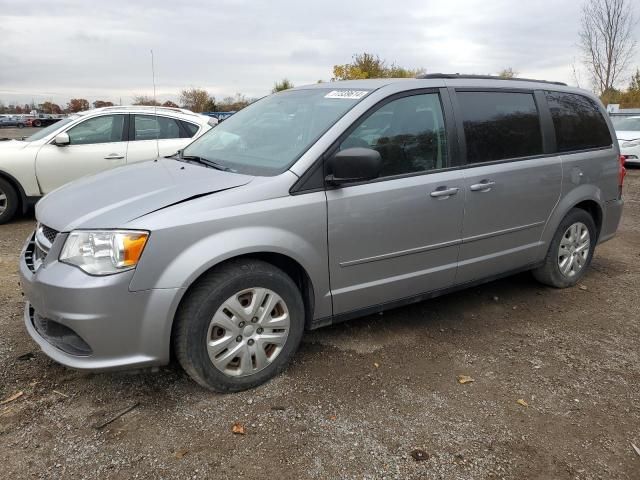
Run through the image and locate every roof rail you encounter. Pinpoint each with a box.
[415,73,567,86]
[97,105,200,116]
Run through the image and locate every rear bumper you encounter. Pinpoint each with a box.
[19,232,183,371]
[598,198,624,244]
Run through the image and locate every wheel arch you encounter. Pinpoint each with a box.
[167,251,318,364]
[0,169,29,214]
[540,185,605,254]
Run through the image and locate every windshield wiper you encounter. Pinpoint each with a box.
[180,154,235,172]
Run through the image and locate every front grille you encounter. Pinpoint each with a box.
[41,225,58,244]
[24,237,36,273]
[25,224,58,272]
[29,305,92,356]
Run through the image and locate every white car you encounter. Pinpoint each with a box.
[0,106,217,223]
[612,115,640,167]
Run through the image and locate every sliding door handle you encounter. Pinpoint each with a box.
[430,187,459,198]
[470,180,496,192]
[104,154,125,160]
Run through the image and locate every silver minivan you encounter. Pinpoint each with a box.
[19,75,625,392]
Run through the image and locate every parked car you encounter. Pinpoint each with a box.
[19,75,624,392]
[613,115,640,167]
[0,116,28,128]
[0,105,217,223]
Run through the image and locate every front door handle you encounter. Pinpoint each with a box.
[470,180,496,192]
[430,187,459,198]
[104,154,125,160]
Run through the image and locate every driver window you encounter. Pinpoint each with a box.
[67,115,125,145]
[340,93,448,177]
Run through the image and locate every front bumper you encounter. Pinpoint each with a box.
[19,232,183,371]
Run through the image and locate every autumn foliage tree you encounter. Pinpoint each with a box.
[93,100,114,108]
[179,88,215,113]
[332,53,424,81]
[67,98,90,112]
[162,100,179,108]
[39,101,62,114]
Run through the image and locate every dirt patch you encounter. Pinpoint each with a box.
[1,172,639,479]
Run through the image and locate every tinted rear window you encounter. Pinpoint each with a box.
[458,91,543,163]
[545,91,612,152]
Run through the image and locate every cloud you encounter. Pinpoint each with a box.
[0,0,638,106]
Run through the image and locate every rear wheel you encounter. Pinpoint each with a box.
[0,178,19,224]
[533,208,596,288]
[173,259,305,392]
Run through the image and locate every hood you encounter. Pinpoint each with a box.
[615,130,640,143]
[0,139,30,149]
[36,159,253,231]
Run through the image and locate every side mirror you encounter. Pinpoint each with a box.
[53,132,70,146]
[326,147,381,186]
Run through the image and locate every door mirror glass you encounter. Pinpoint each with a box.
[53,132,70,146]
[326,147,381,185]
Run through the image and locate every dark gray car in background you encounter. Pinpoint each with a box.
[19,75,625,392]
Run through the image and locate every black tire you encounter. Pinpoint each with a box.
[173,259,305,392]
[17,123,24,129]
[532,208,597,288]
[0,178,19,224]
[33,120,41,127]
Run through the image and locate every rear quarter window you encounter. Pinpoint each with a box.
[180,121,200,138]
[545,91,612,152]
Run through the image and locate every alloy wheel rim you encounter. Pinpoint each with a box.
[206,287,290,377]
[0,189,7,215]
[557,222,590,278]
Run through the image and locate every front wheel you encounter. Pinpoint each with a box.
[173,259,305,392]
[0,178,19,224]
[533,208,597,288]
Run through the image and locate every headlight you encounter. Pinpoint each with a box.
[621,138,640,148]
[59,230,149,275]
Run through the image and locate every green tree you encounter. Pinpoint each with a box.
[498,67,518,79]
[630,69,640,92]
[332,53,423,81]
[272,78,294,93]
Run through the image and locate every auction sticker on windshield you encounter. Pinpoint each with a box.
[324,90,369,99]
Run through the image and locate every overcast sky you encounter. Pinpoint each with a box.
[1,0,639,107]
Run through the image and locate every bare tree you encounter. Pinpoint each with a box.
[579,0,637,94]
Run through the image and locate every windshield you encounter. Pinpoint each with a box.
[25,116,78,141]
[182,88,371,175]
[611,116,640,132]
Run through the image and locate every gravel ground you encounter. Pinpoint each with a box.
[0,171,639,479]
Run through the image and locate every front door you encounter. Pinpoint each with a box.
[326,91,465,315]
[35,114,127,193]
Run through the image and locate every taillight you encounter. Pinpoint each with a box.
[619,154,626,198]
